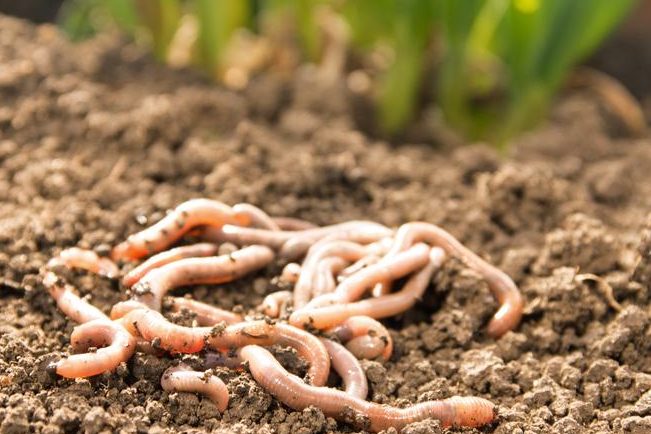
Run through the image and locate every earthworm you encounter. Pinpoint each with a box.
[313,257,348,297]
[201,221,390,256]
[169,297,243,325]
[272,217,319,231]
[160,363,229,412]
[233,203,281,231]
[128,245,274,311]
[333,243,431,303]
[339,255,381,280]
[50,319,136,378]
[386,222,524,337]
[260,291,293,317]
[291,248,443,329]
[329,316,392,360]
[118,308,330,385]
[280,262,301,283]
[279,222,393,260]
[319,338,368,399]
[122,243,220,287]
[290,247,445,329]
[112,199,243,261]
[294,241,368,308]
[240,345,496,431]
[47,247,118,279]
[43,271,107,324]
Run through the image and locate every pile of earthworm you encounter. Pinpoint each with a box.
[42,199,524,432]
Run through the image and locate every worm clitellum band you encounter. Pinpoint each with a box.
[43,199,522,431]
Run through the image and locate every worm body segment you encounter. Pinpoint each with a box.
[161,364,229,412]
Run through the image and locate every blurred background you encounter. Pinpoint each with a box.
[1,0,648,147]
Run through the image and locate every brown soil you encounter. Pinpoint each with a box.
[2,15,651,434]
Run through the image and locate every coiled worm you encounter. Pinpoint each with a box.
[260,291,293,318]
[128,245,274,311]
[161,363,229,412]
[385,222,524,337]
[294,241,368,308]
[329,316,393,360]
[289,247,444,330]
[50,319,136,378]
[320,338,368,399]
[240,345,496,432]
[117,307,330,386]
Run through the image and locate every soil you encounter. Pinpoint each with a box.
[1,14,651,434]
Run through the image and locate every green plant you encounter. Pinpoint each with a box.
[58,0,636,145]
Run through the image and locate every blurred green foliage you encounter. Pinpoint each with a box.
[59,0,636,145]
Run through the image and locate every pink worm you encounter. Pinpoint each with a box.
[203,339,368,399]
[280,263,302,283]
[320,338,368,399]
[122,243,220,287]
[117,307,330,386]
[240,345,496,432]
[329,316,393,361]
[386,222,524,338]
[125,245,274,312]
[272,217,319,231]
[260,291,293,317]
[332,243,430,303]
[313,257,349,297]
[232,203,281,231]
[43,272,107,324]
[279,222,393,260]
[160,363,229,412]
[293,241,368,308]
[49,319,136,378]
[202,221,391,258]
[112,199,244,261]
[47,248,118,279]
[169,297,243,325]
[288,248,444,330]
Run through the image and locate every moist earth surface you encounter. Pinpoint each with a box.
[1,15,651,434]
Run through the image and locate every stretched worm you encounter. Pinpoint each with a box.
[339,255,381,280]
[294,241,368,308]
[320,338,368,399]
[202,221,390,257]
[329,316,393,361]
[333,243,430,303]
[129,245,274,311]
[43,271,107,324]
[118,308,330,385]
[50,319,136,378]
[280,222,393,260]
[272,217,318,231]
[260,291,293,317]
[240,345,496,432]
[47,248,119,279]
[313,257,349,297]
[233,203,281,231]
[112,199,243,261]
[169,297,243,326]
[122,243,220,287]
[280,263,301,283]
[290,248,443,329]
[160,364,229,412]
[386,222,524,338]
